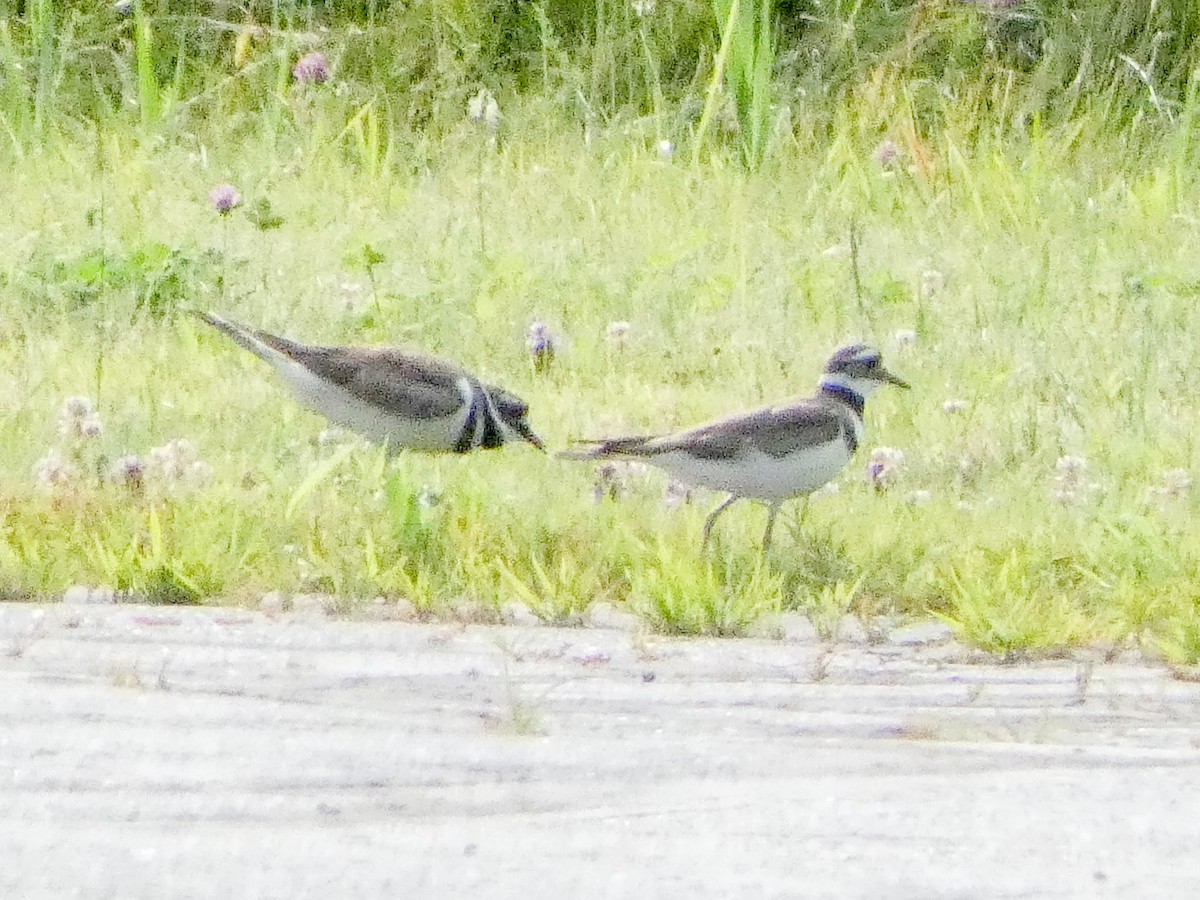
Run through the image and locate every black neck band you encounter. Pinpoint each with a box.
[820,382,865,416]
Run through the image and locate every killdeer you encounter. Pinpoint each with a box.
[194,312,544,453]
[561,344,908,552]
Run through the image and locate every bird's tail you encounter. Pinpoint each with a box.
[557,435,657,461]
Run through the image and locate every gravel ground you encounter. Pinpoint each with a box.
[2,600,1199,899]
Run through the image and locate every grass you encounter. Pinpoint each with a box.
[1,4,1199,656]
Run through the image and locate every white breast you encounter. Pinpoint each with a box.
[274,360,473,452]
[649,438,852,501]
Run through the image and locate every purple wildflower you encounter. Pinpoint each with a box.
[874,140,900,169]
[293,51,329,85]
[208,183,242,215]
[526,321,558,373]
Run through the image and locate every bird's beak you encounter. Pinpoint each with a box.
[513,419,547,451]
[880,367,910,389]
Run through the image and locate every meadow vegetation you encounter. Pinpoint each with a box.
[2,0,1200,660]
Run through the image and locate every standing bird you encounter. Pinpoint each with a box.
[193,312,544,453]
[561,344,908,552]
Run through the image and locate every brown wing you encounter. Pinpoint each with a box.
[261,333,469,419]
[651,401,844,460]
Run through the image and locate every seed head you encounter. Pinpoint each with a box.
[292,51,329,84]
[208,183,242,215]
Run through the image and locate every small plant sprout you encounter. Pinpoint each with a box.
[893,329,917,349]
[942,399,968,414]
[526,321,558,373]
[867,447,905,491]
[208,183,242,215]
[292,51,330,85]
[1051,455,1101,505]
[605,320,632,350]
[246,197,284,231]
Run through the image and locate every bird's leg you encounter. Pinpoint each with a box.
[701,495,740,551]
[762,503,780,555]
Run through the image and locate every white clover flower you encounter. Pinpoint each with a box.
[663,480,692,511]
[1146,468,1192,504]
[592,460,648,504]
[920,270,946,299]
[467,87,501,132]
[605,320,632,350]
[148,439,210,489]
[58,396,102,441]
[78,413,103,439]
[942,399,968,414]
[874,139,900,168]
[893,329,917,348]
[1051,455,1100,505]
[62,396,93,418]
[867,447,905,491]
[632,0,657,15]
[1161,468,1192,495]
[108,454,145,488]
[34,449,78,490]
[655,139,674,160]
[905,489,932,506]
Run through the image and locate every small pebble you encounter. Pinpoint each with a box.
[835,614,868,644]
[290,593,330,618]
[500,602,542,628]
[889,621,955,646]
[780,612,819,643]
[585,601,641,632]
[259,591,287,616]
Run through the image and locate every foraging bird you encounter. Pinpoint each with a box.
[193,312,544,453]
[561,344,908,552]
